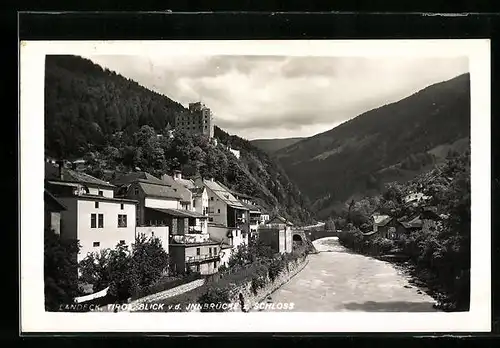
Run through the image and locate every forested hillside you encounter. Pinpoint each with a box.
[275,73,471,219]
[44,55,313,224]
[250,137,304,154]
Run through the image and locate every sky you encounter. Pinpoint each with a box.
[85,55,469,140]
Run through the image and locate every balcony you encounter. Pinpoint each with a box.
[188,226,203,234]
[171,233,211,244]
[186,254,220,264]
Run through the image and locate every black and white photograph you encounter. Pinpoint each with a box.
[20,40,491,333]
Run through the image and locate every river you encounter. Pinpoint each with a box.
[260,237,439,312]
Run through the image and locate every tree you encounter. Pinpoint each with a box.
[131,234,170,294]
[44,229,81,311]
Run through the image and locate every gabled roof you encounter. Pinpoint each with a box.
[45,162,114,188]
[162,175,193,203]
[137,182,182,200]
[268,215,294,226]
[113,171,164,186]
[398,215,423,229]
[203,179,248,210]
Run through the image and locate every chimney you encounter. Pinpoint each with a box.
[210,178,215,182]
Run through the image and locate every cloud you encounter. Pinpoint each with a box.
[85,54,469,140]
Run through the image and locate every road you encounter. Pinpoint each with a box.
[260,237,439,312]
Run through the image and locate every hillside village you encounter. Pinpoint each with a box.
[44,101,309,308]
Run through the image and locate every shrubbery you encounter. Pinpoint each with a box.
[44,229,81,311]
[78,235,169,303]
[197,287,231,312]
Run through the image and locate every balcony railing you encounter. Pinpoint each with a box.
[186,254,220,263]
[171,234,211,244]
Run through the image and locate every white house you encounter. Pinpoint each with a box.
[203,179,249,249]
[45,162,138,263]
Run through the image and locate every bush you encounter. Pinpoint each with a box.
[268,258,285,282]
[44,229,81,311]
[197,287,231,312]
[79,235,170,303]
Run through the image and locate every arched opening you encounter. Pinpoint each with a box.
[292,234,303,250]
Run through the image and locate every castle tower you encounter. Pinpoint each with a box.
[175,101,214,138]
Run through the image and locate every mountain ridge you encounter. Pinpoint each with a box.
[274,72,471,219]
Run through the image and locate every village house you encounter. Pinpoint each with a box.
[363,214,407,240]
[169,233,222,275]
[45,162,138,263]
[161,170,209,234]
[258,215,294,254]
[229,189,263,237]
[114,171,206,239]
[201,179,250,260]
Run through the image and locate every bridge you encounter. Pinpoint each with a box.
[291,229,341,243]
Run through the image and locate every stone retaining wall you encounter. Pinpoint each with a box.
[226,256,309,312]
[129,278,206,309]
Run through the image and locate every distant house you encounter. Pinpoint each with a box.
[45,162,138,263]
[403,192,431,206]
[267,215,294,228]
[365,214,406,239]
[258,214,294,254]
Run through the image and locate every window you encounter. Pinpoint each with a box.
[98,214,104,228]
[209,247,212,255]
[134,187,139,195]
[217,209,220,214]
[210,197,214,201]
[209,217,213,222]
[193,200,196,208]
[91,214,97,228]
[118,214,127,228]
[93,242,100,247]
[236,230,239,237]
[196,248,200,256]
[213,261,217,268]
[95,202,99,209]
[120,203,124,210]
[98,190,103,196]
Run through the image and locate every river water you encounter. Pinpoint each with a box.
[261,237,439,312]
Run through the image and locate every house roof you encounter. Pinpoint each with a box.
[242,202,261,214]
[44,189,67,211]
[203,179,248,210]
[147,207,207,219]
[138,182,182,200]
[372,215,392,226]
[45,162,115,188]
[162,175,193,203]
[268,215,294,226]
[113,172,164,186]
[398,215,423,229]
